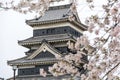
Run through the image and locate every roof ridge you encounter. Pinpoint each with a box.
[48,3,72,10]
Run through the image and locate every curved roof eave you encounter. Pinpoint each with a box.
[26,18,68,26]
[18,38,76,47]
[26,18,87,30]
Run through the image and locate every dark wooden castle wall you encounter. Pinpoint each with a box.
[18,64,53,76]
[33,26,82,37]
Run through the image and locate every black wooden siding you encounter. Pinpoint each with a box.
[33,51,55,59]
[33,26,81,37]
[18,64,53,76]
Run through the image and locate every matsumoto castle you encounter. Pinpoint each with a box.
[7,1,87,80]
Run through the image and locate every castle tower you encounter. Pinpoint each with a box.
[7,3,87,80]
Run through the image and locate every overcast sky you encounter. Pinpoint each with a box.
[0,9,33,79]
[0,0,107,79]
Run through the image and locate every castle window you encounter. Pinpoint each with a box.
[64,29,66,32]
[22,71,25,74]
[31,70,34,73]
[51,28,55,34]
[42,31,44,34]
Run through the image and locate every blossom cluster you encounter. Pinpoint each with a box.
[47,0,120,80]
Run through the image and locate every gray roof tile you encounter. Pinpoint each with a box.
[18,34,76,45]
[34,8,69,22]
[8,57,58,65]
[26,4,81,25]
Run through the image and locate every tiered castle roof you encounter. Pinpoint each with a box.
[7,3,88,80]
[26,3,87,30]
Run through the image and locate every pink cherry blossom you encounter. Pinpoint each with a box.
[95,29,99,35]
[40,68,47,77]
[110,7,118,15]
[110,26,120,37]
[88,23,95,32]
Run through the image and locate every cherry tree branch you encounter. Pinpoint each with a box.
[102,62,120,79]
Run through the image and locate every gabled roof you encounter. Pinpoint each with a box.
[25,4,84,27]
[27,41,62,59]
[7,42,62,66]
[18,34,76,46]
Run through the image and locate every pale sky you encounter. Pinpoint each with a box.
[0,0,106,79]
[0,10,33,79]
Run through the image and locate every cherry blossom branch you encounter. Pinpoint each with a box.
[84,28,111,56]
[102,62,120,79]
[87,19,119,55]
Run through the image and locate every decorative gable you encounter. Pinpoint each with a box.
[27,42,62,59]
[33,51,55,59]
